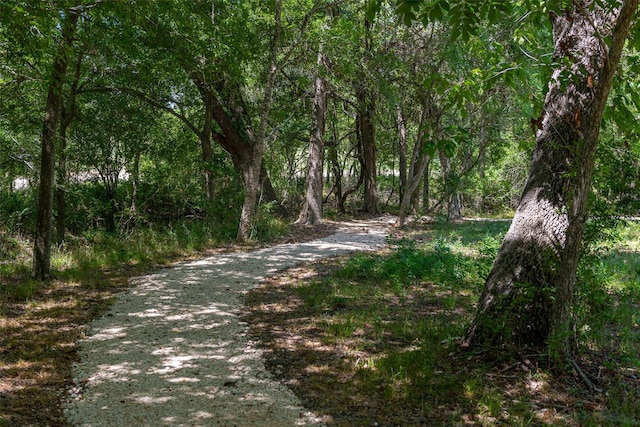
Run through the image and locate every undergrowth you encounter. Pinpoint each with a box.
[245,219,640,426]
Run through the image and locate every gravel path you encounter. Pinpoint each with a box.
[63,217,392,427]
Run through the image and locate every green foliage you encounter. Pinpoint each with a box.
[386,0,514,40]
[573,221,640,399]
[0,277,38,301]
[0,190,35,232]
[249,201,288,241]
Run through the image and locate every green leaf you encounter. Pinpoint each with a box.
[365,0,383,22]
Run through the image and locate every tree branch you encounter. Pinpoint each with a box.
[80,85,201,136]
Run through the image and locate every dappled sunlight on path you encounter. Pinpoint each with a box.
[64,217,392,426]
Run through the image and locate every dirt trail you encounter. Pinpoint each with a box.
[63,217,393,427]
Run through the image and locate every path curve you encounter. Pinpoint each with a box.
[63,217,393,427]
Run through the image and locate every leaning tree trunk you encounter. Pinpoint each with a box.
[296,46,327,225]
[465,0,637,355]
[33,9,79,279]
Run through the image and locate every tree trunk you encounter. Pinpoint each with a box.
[130,150,140,215]
[296,46,327,225]
[358,17,378,215]
[397,105,407,204]
[259,160,279,204]
[326,102,345,212]
[327,137,344,213]
[464,0,637,355]
[56,52,82,244]
[237,0,283,241]
[33,9,79,279]
[439,150,461,221]
[192,79,218,202]
[396,152,430,227]
[56,116,68,244]
[422,160,430,211]
[201,107,216,203]
[396,100,435,227]
[357,86,378,214]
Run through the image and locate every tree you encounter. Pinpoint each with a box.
[56,51,83,243]
[296,31,328,225]
[124,0,320,240]
[358,16,380,214]
[464,0,638,356]
[32,6,80,279]
[396,94,440,227]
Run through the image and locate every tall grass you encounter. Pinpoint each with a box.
[1,215,288,299]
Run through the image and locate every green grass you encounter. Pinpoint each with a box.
[247,219,640,426]
[0,217,283,298]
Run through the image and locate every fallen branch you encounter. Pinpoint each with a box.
[569,359,603,393]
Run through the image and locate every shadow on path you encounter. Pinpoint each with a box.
[64,217,392,427]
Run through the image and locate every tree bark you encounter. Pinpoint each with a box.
[439,150,462,221]
[296,45,327,225]
[358,17,378,215]
[130,150,140,215]
[33,9,79,279]
[357,85,378,214]
[55,126,68,244]
[326,124,345,213]
[397,105,407,204]
[201,89,216,202]
[422,160,430,211]
[56,52,82,244]
[465,0,638,354]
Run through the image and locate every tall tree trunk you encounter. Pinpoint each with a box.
[297,45,327,225]
[396,153,430,227]
[201,108,216,203]
[464,0,637,355]
[357,86,378,214]
[33,9,79,279]
[327,137,344,213]
[56,115,69,244]
[358,17,378,215]
[326,102,345,212]
[397,105,407,204]
[56,52,82,244]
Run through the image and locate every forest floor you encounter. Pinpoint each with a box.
[1,216,639,426]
